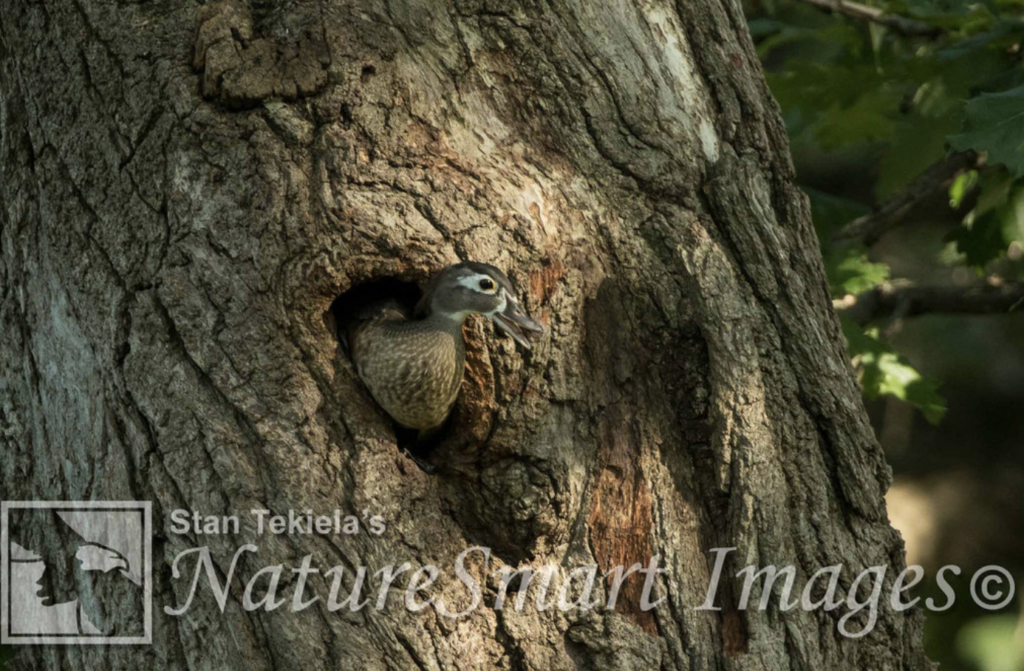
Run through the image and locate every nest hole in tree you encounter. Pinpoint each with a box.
[326,275,551,565]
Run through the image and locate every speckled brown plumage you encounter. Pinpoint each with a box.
[350,309,466,431]
[345,263,542,434]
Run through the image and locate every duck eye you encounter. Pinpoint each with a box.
[479,278,495,292]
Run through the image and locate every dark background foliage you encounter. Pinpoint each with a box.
[745,0,1024,666]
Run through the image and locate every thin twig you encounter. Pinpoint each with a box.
[833,151,979,247]
[798,0,942,37]
[835,279,1024,325]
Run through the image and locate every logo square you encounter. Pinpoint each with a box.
[1,501,152,645]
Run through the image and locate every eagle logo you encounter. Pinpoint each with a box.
[1,501,152,644]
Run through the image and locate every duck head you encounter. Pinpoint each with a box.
[416,262,544,348]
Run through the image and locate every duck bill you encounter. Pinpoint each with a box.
[493,307,543,349]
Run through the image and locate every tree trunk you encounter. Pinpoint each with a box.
[0,0,930,669]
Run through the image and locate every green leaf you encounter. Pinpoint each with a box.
[949,169,979,208]
[998,184,1024,245]
[948,169,1023,267]
[830,250,891,295]
[972,167,1014,215]
[948,209,1009,267]
[841,319,948,424]
[876,355,948,424]
[949,84,1024,177]
[805,188,889,296]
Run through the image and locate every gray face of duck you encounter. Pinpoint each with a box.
[416,262,544,348]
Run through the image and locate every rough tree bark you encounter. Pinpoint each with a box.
[0,0,931,669]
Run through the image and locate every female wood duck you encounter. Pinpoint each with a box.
[348,262,543,435]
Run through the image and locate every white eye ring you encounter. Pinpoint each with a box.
[457,273,501,294]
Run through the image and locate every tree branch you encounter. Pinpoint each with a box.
[833,151,979,247]
[797,0,942,37]
[836,280,1024,325]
